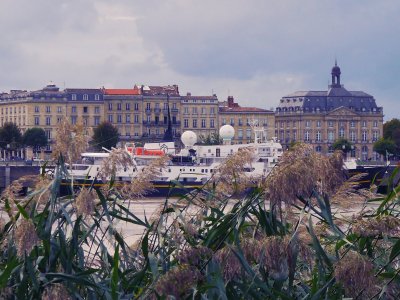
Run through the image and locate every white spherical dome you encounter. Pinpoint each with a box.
[219,125,235,140]
[181,131,197,147]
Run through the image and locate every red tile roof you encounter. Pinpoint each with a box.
[104,89,141,95]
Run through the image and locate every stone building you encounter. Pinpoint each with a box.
[180,92,219,139]
[219,96,275,144]
[275,62,384,160]
[0,83,104,158]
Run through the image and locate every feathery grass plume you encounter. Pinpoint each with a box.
[260,236,291,281]
[334,251,377,298]
[14,218,39,257]
[215,246,245,281]
[155,264,201,299]
[0,179,23,220]
[178,246,213,268]
[207,146,256,196]
[98,147,135,180]
[52,117,88,163]
[264,143,344,209]
[75,187,97,216]
[352,215,400,237]
[119,155,169,198]
[31,174,52,205]
[42,283,72,300]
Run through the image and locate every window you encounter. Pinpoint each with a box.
[339,128,345,138]
[373,120,378,127]
[57,106,62,113]
[238,129,243,139]
[192,107,197,114]
[95,94,100,100]
[230,118,234,126]
[126,103,130,111]
[350,121,355,128]
[57,117,62,124]
[146,115,151,122]
[193,119,197,128]
[210,119,215,128]
[45,129,51,140]
[305,120,310,128]
[72,94,77,100]
[71,116,77,124]
[134,103,139,111]
[210,107,215,114]
[108,115,113,122]
[362,146,368,160]
[34,117,40,125]
[126,114,131,123]
[35,106,39,113]
[238,119,243,126]
[222,118,226,125]
[316,131,321,141]
[316,146,322,152]
[305,131,310,141]
[134,115,139,123]
[328,131,334,142]
[201,119,206,128]
[373,131,379,141]
[328,121,333,127]
[155,116,159,124]
[201,107,206,115]
[46,106,51,113]
[94,106,100,114]
[83,107,88,113]
[350,131,356,142]
[184,119,189,128]
[117,103,122,111]
[71,106,77,113]
[117,115,122,123]
[316,120,321,128]
[108,103,113,111]
[146,103,151,110]
[293,130,297,141]
[246,129,251,139]
[46,117,51,126]
[173,103,177,109]
[362,131,367,141]
[94,116,100,126]
[83,94,88,100]
[362,120,367,127]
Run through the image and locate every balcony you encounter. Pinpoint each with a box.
[154,108,161,114]
[145,108,152,114]
[142,121,181,127]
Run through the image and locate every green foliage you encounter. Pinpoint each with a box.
[332,138,353,153]
[92,121,119,150]
[198,132,222,145]
[382,118,400,156]
[0,122,22,150]
[22,127,48,148]
[373,138,397,156]
[1,152,400,299]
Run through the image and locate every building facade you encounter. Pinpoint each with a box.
[219,96,275,144]
[275,62,384,160]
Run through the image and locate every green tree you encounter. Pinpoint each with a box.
[373,138,396,157]
[332,138,353,153]
[92,121,119,150]
[23,127,48,149]
[198,133,222,145]
[383,118,400,140]
[0,122,22,151]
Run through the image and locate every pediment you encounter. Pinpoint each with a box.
[326,106,359,117]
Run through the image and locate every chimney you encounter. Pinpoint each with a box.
[186,92,191,96]
[227,96,234,107]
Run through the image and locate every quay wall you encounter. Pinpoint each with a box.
[0,166,40,192]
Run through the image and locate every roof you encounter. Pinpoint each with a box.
[104,89,141,95]
[142,85,180,96]
[220,106,273,113]
[64,88,103,94]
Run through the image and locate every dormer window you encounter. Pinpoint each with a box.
[280,99,284,103]
[72,94,77,100]
[95,94,100,100]
[286,99,290,103]
[83,94,88,100]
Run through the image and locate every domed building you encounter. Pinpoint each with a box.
[275,61,384,160]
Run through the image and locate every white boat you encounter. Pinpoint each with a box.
[59,125,284,196]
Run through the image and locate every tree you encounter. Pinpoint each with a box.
[383,118,400,140]
[0,122,22,151]
[92,122,119,150]
[332,138,353,153]
[373,138,396,157]
[23,127,48,149]
[197,133,222,145]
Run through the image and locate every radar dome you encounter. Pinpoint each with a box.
[219,125,235,141]
[181,131,197,147]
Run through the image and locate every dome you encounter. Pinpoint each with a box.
[219,124,235,140]
[181,131,197,147]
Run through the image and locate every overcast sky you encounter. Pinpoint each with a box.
[1,0,399,120]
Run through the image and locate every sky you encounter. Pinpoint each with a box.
[0,0,399,120]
